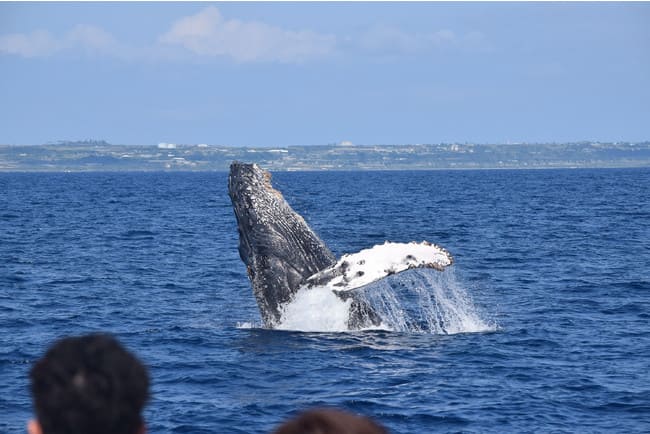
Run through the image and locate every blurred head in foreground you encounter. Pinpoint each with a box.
[272,408,389,434]
[29,333,149,434]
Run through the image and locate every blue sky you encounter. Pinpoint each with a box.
[1,2,649,146]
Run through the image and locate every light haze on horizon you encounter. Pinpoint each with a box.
[1,2,648,147]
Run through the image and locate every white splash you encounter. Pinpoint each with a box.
[363,269,495,334]
[277,267,495,335]
[276,286,354,332]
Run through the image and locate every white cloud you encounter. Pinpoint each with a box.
[0,25,124,59]
[0,30,60,57]
[66,24,120,55]
[0,7,490,63]
[158,6,336,63]
[356,25,490,56]
[357,25,458,55]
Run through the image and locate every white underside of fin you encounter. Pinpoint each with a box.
[305,241,453,292]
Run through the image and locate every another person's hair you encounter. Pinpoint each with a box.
[272,408,389,434]
[30,333,149,434]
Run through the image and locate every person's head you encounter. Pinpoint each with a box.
[272,408,389,434]
[29,333,149,434]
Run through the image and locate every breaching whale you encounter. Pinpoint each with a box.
[228,162,453,329]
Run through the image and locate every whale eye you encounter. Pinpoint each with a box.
[406,255,416,261]
[357,259,365,265]
[356,271,365,277]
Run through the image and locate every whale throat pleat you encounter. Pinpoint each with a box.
[229,162,336,326]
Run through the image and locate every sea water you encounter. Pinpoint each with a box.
[1,169,649,433]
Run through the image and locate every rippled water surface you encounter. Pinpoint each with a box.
[1,169,649,433]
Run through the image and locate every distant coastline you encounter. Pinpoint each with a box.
[1,141,649,172]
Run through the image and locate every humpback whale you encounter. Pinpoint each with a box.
[228,162,453,329]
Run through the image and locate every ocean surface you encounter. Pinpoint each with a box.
[1,168,649,433]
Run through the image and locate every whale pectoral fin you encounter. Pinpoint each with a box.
[307,241,453,292]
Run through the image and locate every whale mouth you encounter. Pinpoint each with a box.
[228,161,492,333]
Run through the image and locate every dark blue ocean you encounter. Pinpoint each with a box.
[1,168,649,433]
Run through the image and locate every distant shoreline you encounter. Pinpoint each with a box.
[1,142,649,172]
[3,165,649,174]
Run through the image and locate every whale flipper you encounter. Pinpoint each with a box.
[305,241,453,292]
[229,162,337,327]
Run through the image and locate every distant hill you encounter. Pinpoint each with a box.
[1,141,649,171]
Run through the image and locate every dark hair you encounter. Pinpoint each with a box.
[30,333,149,434]
[272,408,389,434]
